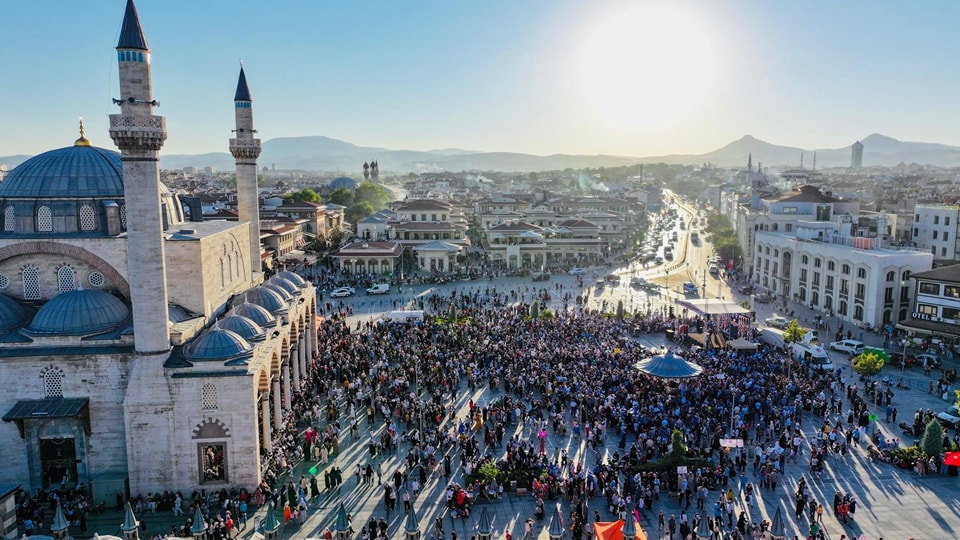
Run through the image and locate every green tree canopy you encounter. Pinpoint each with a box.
[345,201,375,223]
[282,188,321,204]
[354,182,390,210]
[922,417,943,459]
[852,352,884,377]
[327,188,354,207]
[783,320,806,343]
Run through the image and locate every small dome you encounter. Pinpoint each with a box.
[277,270,306,287]
[27,289,130,335]
[218,315,266,342]
[233,302,277,327]
[267,276,298,296]
[0,294,30,332]
[183,327,253,362]
[246,287,287,313]
[329,176,358,191]
[0,145,124,199]
[168,304,194,323]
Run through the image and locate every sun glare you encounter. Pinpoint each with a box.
[579,4,714,131]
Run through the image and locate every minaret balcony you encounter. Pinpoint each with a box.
[109,114,166,151]
[230,138,262,160]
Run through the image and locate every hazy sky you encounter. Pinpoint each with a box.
[2,0,959,158]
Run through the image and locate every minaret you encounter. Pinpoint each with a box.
[109,0,170,355]
[111,0,175,495]
[230,65,263,282]
[747,152,752,172]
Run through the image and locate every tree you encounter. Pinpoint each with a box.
[354,181,390,210]
[328,188,354,207]
[530,301,540,320]
[782,320,806,344]
[282,188,321,204]
[669,429,687,459]
[922,418,943,459]
[345,201,375,223]
[852,352,884,377]
[616,300,625,320]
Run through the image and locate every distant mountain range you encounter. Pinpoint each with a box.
[4,133,960,173]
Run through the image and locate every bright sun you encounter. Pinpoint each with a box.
[579,4,714,130]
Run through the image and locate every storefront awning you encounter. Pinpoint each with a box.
[3,398,90,438]
[896,318,960,338]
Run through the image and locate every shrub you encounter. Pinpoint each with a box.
[852,352,885,377]
[922,418,944,459]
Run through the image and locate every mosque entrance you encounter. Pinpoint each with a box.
[39,437,78,489]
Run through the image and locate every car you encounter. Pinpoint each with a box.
[709,264,719,276]
[737,284,755,295]
[365,284,390,295]
[532,271,551,282]
[683,282,699,295]
[888,352,915,368]
[764,316,790,329]
[915,353,942,368]
[568,267,587,276]
[828,339,864,355]
[937,405,960,428]
[330,287,355,298]
[752,292,774,304]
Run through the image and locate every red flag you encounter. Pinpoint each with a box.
[727,259,734,270]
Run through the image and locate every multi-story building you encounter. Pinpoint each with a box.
[273,200,345,243]
[384,199,470,250]
[897,264,960,344]
[911,204,960,262]
[753,217,932,329]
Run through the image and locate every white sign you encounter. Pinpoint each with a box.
[720,438,744,448]
[677,466,688,474]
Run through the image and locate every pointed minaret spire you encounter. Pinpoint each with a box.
[230,63,264,283]
[117,0,149,50]
[747,152,752,172]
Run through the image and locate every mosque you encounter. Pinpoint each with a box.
[0,0,317,499]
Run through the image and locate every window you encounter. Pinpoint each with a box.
[947,217,951,226]
[943,247,948,257]
[917,304,938,316]
[57,266,77,294]
[814,258,822,268]
[782,206,798,214]
[841,264,851,275]
[854,305,864,320]
[945,233,950,241]
[22,265,40,300]
[43,368,64,398]
[813,272,820,286]
[825,275,833,290]
[886,271,895,282]
[914,228,919,237]
[856,268,867,279]
[915,214,920,222]
[902,270,912,281]
[935,216,940,225]
[840,279,849,295]
[0,274,7,289]
[201,384,218,410]
[885,287,894,303]
[918,282,940,295]
[855,283,865,300]
[785,223,793,232]
[3,206,13,231]
[37,206,52,232]
[801,255,809,265]
[933,231,938,240]
[79,205,96,231]
[120,205,127,229]
[199,444,227,483]
[800,269,807,282]
[827,261,835,271]
[88,272,106,288]
[942,307,960,321]
[944,286,960,298]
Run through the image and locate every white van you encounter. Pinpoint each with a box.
[365,283,391,295]
[790,342,833,371]
[760,328,787,350]
[380,310,424,324]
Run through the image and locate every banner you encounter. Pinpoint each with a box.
[720,438,744,448]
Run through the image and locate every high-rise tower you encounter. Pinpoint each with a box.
[109,0,170,354]
[851,140,864,169]
[229,66,263,282]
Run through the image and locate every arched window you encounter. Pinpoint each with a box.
[57,266,77,293]
[43,369,64,398]
[841,264,851,275]
[79,205,96,231]
[201,384,218,410]
[902,270,912,281]
[886,271,896,282]
[856,268,867,279]
[220,259,225,288]
[37,206,52,232]
[801,255,809,265]
[854,304,864,320]
[3,206,14,231]
[22,265,40,300]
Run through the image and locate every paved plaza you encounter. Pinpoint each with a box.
[71,271,960,540]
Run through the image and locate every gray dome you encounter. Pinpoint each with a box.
[218,315,266,342]
[247,287,287,312]
[168,304,194,323]
[27,289,130,335]
[269,276,299,295]
[329,176,357,190]
[277,270,306,287]
[0,145,124,199]
[233,302,277,328]
[0,294,30,332]
[183,327,253,362]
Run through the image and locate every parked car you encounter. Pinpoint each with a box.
[764,316,790,329]
[330,287,355,298]
[683,282,699,295]
[568,267,587,276]
[737,284,755,294]
[709,264,719,276]
[532,272,551,282]
[365,284,390,295]
[888,352,915,368]
[828,339,864,355]
[915,353,942,368]
[752,292,774,304]
[937,405,960,428]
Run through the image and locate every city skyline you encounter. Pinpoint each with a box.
[2,0,960,158]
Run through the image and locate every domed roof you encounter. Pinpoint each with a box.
[218,315,266,342]
[329,176,358,190]
[0,145,125,199]
[0,294,30,332]
[183,327,253,362]
[267,276,298,296]
[27,289,130,335]
[277,270,306,287]
[232,302,277,328]
[263,283,292,302]
[246,287,287,313]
